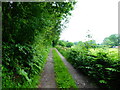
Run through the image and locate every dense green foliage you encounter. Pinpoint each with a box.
[52,49,77,88]
[102,34,120,47]
[56,42,120,90]
[58,40,74,47]
[2,2,75,88]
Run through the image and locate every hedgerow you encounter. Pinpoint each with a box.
[2,2,75,88]
[56,45,120,90]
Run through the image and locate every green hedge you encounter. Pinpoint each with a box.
[2,2,75,88]
[56,46,120,90]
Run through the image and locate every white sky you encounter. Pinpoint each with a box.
[60,0,119,44]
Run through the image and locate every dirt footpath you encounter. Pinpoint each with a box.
[38,48,56,88]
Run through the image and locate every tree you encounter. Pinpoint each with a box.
[66,42,74,47]
[58,40,66,47]
[84,40,97,49]
[2,2,76,88]
[57,40,74,47]
[102,34,120,47]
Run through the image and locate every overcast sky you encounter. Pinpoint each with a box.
[60,0,119,44]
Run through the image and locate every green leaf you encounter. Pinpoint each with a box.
[105,68,117,72]
[99,80,107,84]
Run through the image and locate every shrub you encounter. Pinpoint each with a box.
[57,45,120,90]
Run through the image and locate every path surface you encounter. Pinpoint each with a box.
[55,48,98,88]
[38,48,56,88]
[39,48,98,88]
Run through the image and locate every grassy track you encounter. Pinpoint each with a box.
[52,49,77,88]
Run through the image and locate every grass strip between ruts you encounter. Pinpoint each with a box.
[52,49,77,88]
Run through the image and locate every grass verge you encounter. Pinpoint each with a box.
[52,49,77,88]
